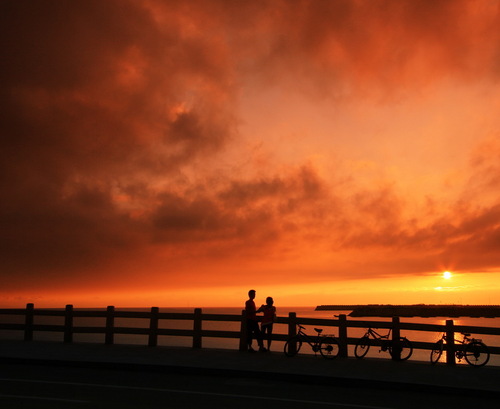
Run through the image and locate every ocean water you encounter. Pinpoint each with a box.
[1,306,499,366]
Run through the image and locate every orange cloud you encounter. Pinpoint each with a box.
[1,0,500,305]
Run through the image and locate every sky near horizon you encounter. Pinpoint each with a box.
[2,0,500,308]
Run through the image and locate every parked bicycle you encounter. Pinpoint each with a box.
[354,327,413,360]
[430,332,490,366]
[284,324,339,359]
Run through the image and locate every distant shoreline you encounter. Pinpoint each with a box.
[316,304,500,318]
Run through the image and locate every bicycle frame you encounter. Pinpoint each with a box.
[441,333,478,357]
[296,325,323,351]
[365,328,392,351]
[364,327,391,341]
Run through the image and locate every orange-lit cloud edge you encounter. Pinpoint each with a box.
[1,1,500,308]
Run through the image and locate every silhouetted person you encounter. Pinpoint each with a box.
[257,296,276,351]
[245,289,266,352]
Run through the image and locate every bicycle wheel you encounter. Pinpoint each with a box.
[388,337,413,361]
[464,341,490,367]
[284,335,303,357]
[319,337,340,359]
[430,340,444,364]
[354,336,370,359]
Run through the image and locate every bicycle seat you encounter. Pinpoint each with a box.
[314,328,323,334]
[462,333,471,337]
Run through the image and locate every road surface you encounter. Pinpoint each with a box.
[1,363,498,409]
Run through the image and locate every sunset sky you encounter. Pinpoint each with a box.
[2,0,500,308]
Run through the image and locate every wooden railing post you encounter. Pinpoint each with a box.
[64,304,74,343]
[287,312,297,355]
[445,319,456,365]
[338,314,348,358]
[193,308,202,349]
[239,309,248,351]
[24,303,34,341]
[391,316,402,361]
[105,306,115,345]
[148,307,159,347]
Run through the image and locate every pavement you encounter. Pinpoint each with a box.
[1,339,499,396]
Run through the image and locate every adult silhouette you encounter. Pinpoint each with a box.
[245,289,266,352]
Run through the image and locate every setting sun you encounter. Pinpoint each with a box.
[443,271,453,280]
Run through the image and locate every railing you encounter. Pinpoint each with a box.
[1,303,499,365]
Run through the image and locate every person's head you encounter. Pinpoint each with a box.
[248,289,256,299]
[266,296,273,306]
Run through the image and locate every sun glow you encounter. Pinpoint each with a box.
[443,271,452,280]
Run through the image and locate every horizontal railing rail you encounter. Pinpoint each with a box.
[1,303,499,364]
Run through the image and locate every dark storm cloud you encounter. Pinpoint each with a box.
[0,0,237,281]
[149,164,332,247]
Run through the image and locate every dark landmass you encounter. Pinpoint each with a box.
[315,304,500,318]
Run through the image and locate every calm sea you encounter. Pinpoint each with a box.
[1,306,499,366]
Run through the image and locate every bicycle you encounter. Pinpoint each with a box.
[354,327,413,360]
[284,324,340,359]
[430,332,490,366]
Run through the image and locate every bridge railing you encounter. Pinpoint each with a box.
[1,303,499,365]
